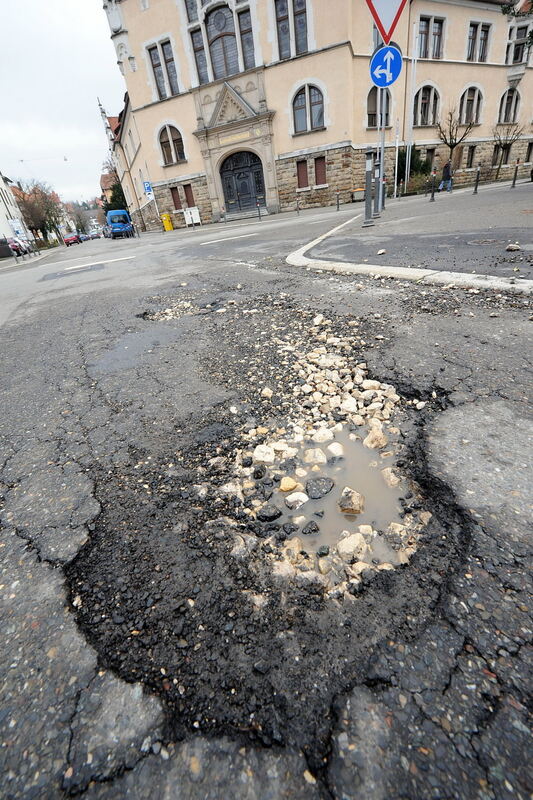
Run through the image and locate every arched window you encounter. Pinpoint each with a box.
[293,85,324,133]
[159,125,185,165]
[499,88,520,123]
[367,87,390,128]
[459,87,483,124]
[206,6,239,80]
[413,85,439,126]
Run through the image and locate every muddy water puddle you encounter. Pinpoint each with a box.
[258,428,406,563]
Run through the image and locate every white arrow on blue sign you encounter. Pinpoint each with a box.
[370,45,403,87]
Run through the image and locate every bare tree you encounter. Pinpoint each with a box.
[102,156,119,183]
[14,180,63,241]
[492,123,524,178]
[436,109,475,164]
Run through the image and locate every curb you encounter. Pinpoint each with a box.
[286,212,533,295]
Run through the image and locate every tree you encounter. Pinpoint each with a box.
[103,182,127,213]
[436,109,474,163]
[492,123,524,178]
[102,156,119,184]
[14,180,64,241]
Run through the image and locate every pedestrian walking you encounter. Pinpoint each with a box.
[438,160,453,192]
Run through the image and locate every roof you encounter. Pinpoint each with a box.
[100,173,116,191]
[107,116,120,134]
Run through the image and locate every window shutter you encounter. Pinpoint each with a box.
[183,184,195,207]
[171,187,182,209]
[314,156,326,185]
[297,160,309,188]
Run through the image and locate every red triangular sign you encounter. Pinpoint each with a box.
[366,0,408,45]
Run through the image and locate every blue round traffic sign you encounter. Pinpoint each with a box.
[370,45,403,87]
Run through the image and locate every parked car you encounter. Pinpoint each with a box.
[64,232,81,246]
[102,225,111,238]
[106,209,134,239]
[79,233,90,242]
[89,231,101,239]
[7,237,31,256]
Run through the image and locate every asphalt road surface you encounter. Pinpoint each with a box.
[1,185,531,799]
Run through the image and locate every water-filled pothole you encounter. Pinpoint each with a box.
[245,427,405,562]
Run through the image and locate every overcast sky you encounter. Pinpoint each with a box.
[0,1,125,201]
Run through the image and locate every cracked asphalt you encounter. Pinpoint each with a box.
[0,189,531,799]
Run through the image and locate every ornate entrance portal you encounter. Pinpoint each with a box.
[220,151,266,213]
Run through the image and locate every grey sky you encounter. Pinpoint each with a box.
[0,1,125,201]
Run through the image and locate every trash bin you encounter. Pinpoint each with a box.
[161,213,173,232]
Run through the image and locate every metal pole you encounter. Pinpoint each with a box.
[399,179,403,198]
[362,150,375,227]
[336,191,340,211]
[511,160,519,188]
[382,178,386,210]
[375,86,382,210]
[424,179,429,196]
[473,164,480,194]
[373,157,381,218]
[405,22,419,194]
[379,87,386,211]
[429,171,436,202]
[296,196,300,215]
[394,120,400,198]
[256,201,261,220]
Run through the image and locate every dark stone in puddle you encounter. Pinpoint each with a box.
[302,521,320,536]
[253,466,266,479]
[283,523,298,535]
[314,510,324,518]
[306,477,335,499]
[317,545,330,557]
[256,504,282,522]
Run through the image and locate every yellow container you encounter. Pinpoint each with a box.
[161,213,173,231]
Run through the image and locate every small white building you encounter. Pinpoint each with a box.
[0,172,28,240]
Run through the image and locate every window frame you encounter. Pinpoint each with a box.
[186,4,256,85]
[314,155,327,186]
[419,15,444,59]
[148,40,180,101]
[297,159,309,189]
[499,88,520,124]
[413,85,439,127]
[459,86,482,125]
[466,145,477,169]
[159,125,186,166]
[275,0,308,61]
[367,87,391,129]
[292,84,325,135]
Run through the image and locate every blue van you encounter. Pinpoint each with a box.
[106,209,134,239]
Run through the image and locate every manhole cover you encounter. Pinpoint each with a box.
[467,239,503,246]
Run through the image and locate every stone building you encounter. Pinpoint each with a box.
[102,0,533,230]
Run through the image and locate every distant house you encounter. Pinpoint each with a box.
[100,171,117,204]
[0,172,30,240]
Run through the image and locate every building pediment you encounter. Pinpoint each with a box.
[208,82,258,129]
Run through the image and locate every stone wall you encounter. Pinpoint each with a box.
[276,146,365,212]
[153,175,211,230]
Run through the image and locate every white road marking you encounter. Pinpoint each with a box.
[200,233,258,246]
[63,256,134,271]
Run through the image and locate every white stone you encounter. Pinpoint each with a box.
[338,486,365,515]
[340,396,359,413]
[261,387,273,399]
[312,428,334,443]
[327,442,344,458]
[363,429,388,449]
[285,491,309,510]
[303,448,327,464]
[361,380,381,391]
[337,533,368,561]
[381,467,401,488]
[252,444,275,464]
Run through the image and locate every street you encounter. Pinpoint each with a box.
[1,184,532,799]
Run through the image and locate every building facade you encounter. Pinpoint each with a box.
[102,0,533,230]
[0,172,28,241]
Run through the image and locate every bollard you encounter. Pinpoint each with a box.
[473,164,481,194]
[362,150,375,227]
[256,201,262,220]
[296,196,300,215]
[373,160,381,219]
[425,179,429,197]
[429,171,436,202]
[398,179,403,198]
[382,178,386,211]
[511,161,519,189]
[336,191,340,211]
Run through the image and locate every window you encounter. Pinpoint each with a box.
[499,89,520,124]
[185,0,198,22]
[294,0,308,55]
[293,85,324,133]
[367,87,390,128]
[372,24,384,50]
[238,10,255,70]
[413,85,439,126]
[426,148,436,169]
[468,23,490,61]
[297,160,309,188]
[459,87,482,124]
[419,16,443,59]
[148,41,179,100]
[466,145,477,168]
[183,184,195,207]
[206,6,239,80]
[159,126,185,165]
[314,156,326,185]
[171,187,182,209]
[275,0,307,59]
[526,142,533,163]
[491,144,511,166]
[275,0,291,59]
[191,29,209,84]
[512,25,529,64]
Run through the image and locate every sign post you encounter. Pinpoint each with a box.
[369,44,402,212]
